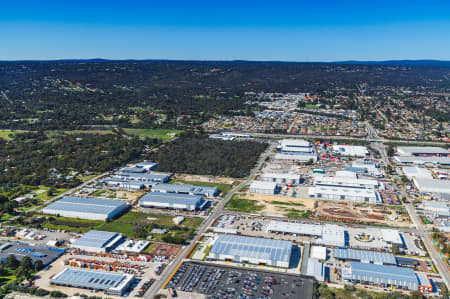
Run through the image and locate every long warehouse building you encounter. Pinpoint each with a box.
[333,248,397,265]
[342,262,419,291]
[151,183,219,197]
[413,178,450,195]
[50,268,135,296]
[139,192,207,211]
[309,186,381,204]
[42,196,129,221]
[71,230,123,253]
[209,234,293,268]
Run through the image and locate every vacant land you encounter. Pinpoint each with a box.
[149,136,267,178]
[123,128,182,141]
[225,195,265,214]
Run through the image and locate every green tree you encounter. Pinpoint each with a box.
[4,254,19,269]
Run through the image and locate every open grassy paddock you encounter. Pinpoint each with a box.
[123,128,182,141]
[0,130,28,140]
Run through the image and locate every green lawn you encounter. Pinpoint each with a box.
[77,173,98,182]
[32,186,68,201]
[45,130,114,137]
[0,213,13,221]
[284,209,311,219]
[271,201,304,207]
[143,243,156,253]
[225,196,264,213]
[0,130,27,140]
[170,179,233,196]
[305,104,319,109]
[123,128,183,141]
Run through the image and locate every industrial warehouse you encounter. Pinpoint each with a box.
[342,262,420,291]
[393,155,450,167]
[71,230,123,253]
[139,192,207,211]
[208,234,293,268]
[42,196,129,220]
[309,185,381,204]
[275,139,318,162]
[249,180,278,194]
[262,172,301,184]
[151,183,219,197]
[413,178,450,194]
[50,268,135,296]
[267,221,346,247]
[396,146,449,157]
[332,145,369,157]
[333,248,397,265]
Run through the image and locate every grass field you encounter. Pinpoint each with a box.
[123,128,183,141]
[45,130,115,137]
[77,173,98,182]
[0,130,28,140]
[170,179,233,195]
[225,196,264,213]
[31,186,68,201]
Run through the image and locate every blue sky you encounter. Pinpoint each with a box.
[1,0,450,61]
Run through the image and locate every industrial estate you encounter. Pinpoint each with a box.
[0,61,449,299]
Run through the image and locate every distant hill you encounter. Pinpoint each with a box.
[332,60,450,67]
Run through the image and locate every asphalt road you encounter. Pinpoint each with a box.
[376,143,450,289]
[145,142,276,298]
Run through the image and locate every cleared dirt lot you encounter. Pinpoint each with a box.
[240,193,316,218]
[174,173,236,184]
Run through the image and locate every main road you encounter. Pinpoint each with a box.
[145,142,276,298]
[375,142,450,289]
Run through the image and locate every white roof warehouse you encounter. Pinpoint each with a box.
[42,196,129,221]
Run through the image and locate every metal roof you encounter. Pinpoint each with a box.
[51,268,132,291]
[139,192,205,207]
[413,178,450,194]
[72,230,122,250]
[306,258,324,281]
[151,183,218,196]
[250,181,277,190]
[394,156,450,166]
[43,196,129,216]
[262,173,301,180]
[381,229,403,245]
[333,248,396,265]
[121,167,147,173]
[116,172,169,181]
[348,262,418,289]
[267,220,322,236]
[397,146,449,155]
[210,234,292,263]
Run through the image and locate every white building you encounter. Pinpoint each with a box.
[306,258,325,281]
[209,234,292,268]
[249,181,278,195]
[262,172,301,184]
[42,196,129,221]
[313,175,380,189]
[402,166,433,180]
[413,178,450,194]
[332,145,369,157]
[309,185,380,204]
[320,224,346,247]
[381,229,403,246]
[267,221,323,237]
[277,139,313,153]
[310,246,327,260]
[396,146,449,157]
[423,201,450,218]
[71,230,123,253]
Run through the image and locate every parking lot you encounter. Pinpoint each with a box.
[167,262,313,299]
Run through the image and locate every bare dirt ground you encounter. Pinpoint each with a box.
[116,190,145,202]
[174,173,236,184]
[315,201,411,227]
[241,193,316,218]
